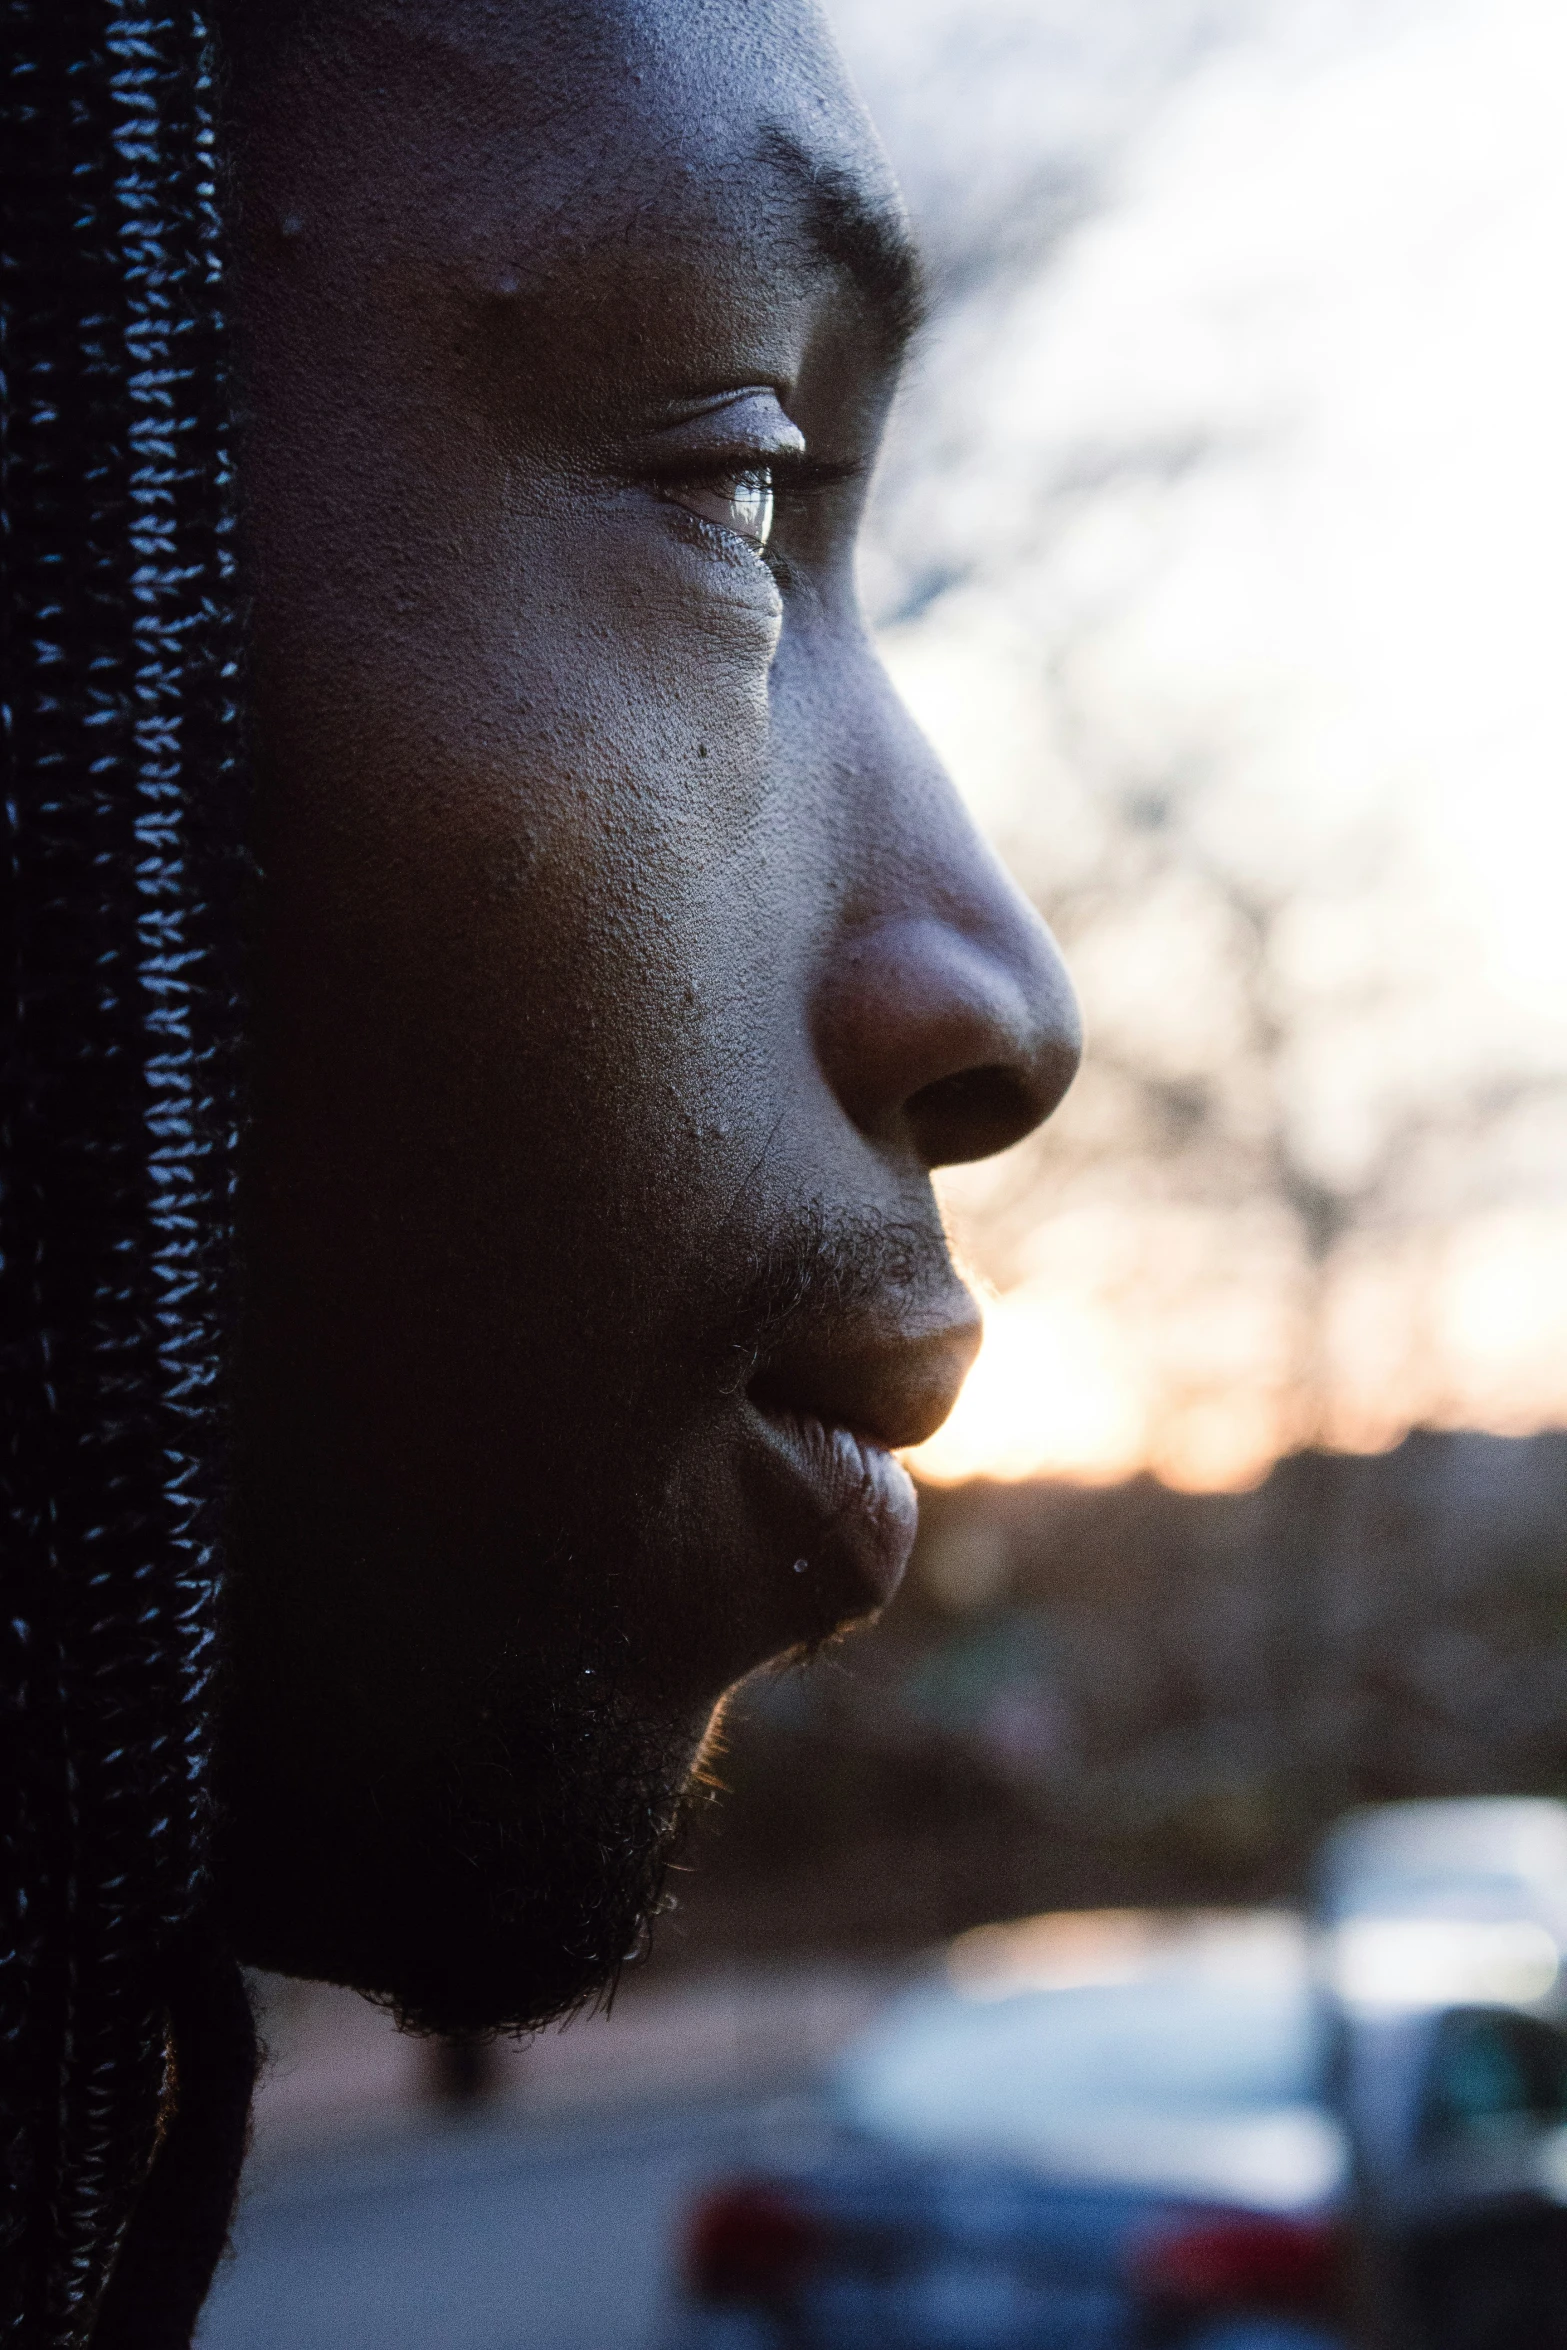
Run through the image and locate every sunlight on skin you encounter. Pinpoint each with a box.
[876,0,1567,1489]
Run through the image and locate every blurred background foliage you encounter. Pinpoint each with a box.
[677,1437,1567,1960]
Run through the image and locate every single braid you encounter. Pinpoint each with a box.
[1,4,251,2339]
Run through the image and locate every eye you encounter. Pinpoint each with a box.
[665,468,775,550]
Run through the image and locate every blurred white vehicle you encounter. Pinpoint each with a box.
[668,1909,1348,2350]
[669,1804,1567,2350]
[1314,1799,1567,2019]
[1315,1799,1567,2346]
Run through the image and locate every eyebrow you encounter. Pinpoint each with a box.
[760,129,927,354]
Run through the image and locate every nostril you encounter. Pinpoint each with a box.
[905,1065,1042,1167]
[813,911,1081,1168]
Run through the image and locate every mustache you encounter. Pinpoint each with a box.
[723,1202,959,1384]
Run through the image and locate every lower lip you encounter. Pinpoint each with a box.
[747,1404,919,1618]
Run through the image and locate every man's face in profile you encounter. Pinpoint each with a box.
[219,0,1078,2033]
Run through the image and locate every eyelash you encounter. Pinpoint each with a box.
[662,451,865,574]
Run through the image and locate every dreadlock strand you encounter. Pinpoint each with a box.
[1,2,250,2338]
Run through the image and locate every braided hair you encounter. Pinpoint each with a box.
[2,3,258,2339]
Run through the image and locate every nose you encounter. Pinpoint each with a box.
[811,719,1081,1171]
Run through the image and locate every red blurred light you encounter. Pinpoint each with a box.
[685,2180,823,2303]
[1133,2211,1343,2315]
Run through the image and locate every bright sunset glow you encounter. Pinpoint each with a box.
[909,1231,1567,1495]
[849,0,1567,1492]
[907,1285,1147,1488]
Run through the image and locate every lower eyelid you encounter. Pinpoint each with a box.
[658,501,783,599]
[665,476,773,546]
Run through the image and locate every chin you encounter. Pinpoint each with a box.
[217,1375,920,2032]
[219,1663,718,2038]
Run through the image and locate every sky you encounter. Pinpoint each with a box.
[828,0,1567,1488]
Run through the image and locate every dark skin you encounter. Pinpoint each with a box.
[219,0,1080,2033]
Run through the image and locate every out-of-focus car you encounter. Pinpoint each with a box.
[666,1805,1567,2350]
[1315,1800,1567,2022]
[1339,1999,1567,2348]
[668,1909,1347,2350]
[1315,1799,1567,2347]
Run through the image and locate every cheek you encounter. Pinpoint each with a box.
[502,502,784,840]
[258,498,793,1356]
[504,506,786,982]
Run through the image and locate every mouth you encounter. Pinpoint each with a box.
[742,1309,982,1632]
[743,1398,919,1616]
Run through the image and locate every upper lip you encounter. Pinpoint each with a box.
[746,1300,983,1453]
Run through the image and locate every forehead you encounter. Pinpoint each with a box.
[247,0,908,321]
